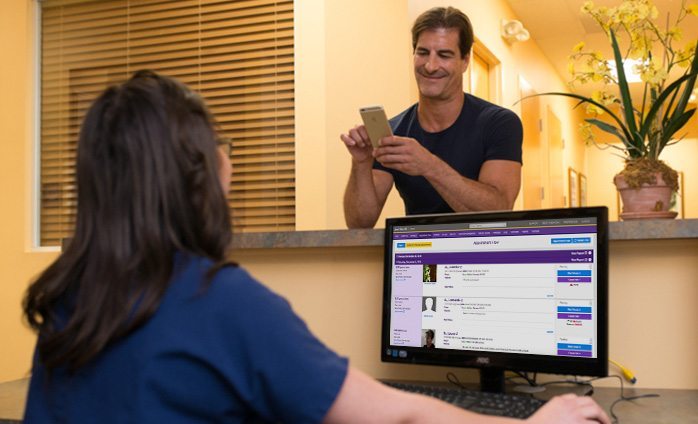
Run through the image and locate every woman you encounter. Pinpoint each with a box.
[23,71,609,423]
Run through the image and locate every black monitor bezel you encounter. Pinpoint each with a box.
[381,207,609,378]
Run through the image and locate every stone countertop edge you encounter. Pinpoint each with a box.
[230,219,698,249]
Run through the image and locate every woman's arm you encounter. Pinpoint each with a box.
[323,367,610,424]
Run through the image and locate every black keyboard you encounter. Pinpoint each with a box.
[383,381,546,419]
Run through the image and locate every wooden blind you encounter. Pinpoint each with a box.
[39,0,295,246]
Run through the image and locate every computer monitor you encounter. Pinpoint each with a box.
[381,207,608,393]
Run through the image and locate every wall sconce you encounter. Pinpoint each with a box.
[501,19,530,43]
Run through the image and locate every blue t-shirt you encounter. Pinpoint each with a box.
[24,255,348,423]
[374,93,523,215]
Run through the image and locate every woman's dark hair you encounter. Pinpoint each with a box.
[411,6,474,58]
[23,70,234,372]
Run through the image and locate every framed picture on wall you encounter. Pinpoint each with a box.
[568,168,579,207]
[579,173,587,207]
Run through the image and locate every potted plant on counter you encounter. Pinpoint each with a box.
[533,0,698,219]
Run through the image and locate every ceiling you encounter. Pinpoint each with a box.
[505,0,698,98]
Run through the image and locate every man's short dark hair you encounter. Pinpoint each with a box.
[411,6,474,58]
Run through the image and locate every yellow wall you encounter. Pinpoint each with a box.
[0,0,59,382]
[295,0,411,231]
[233,241,698,390]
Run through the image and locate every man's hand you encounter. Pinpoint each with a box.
[376,134,520,212]
[341,125,394,228]
[340,125,374,164]
[373,135,436,177]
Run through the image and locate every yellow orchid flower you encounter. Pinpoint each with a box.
[543,0,698,163]
[667,27,682,41]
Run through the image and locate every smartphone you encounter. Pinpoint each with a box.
[359,105,392,148]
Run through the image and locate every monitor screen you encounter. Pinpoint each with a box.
[381,207,608,392]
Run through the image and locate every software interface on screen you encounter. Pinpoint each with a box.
[388,217,599,360]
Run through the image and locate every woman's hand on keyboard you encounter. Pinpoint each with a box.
[527,394,610,424]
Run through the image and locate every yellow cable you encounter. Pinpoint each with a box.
[610,359,636,384]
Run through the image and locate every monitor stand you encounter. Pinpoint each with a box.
[481,368,547,394]
[480,368,505,393]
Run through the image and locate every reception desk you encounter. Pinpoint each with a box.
[3,220,697,421]
[229,219,698,249]
[2,377,696,423]
[228,219,698,391]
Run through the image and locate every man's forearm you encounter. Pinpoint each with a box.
[423,157,512,212]
[343,162,383,228]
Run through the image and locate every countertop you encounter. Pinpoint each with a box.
[229,219,698,249]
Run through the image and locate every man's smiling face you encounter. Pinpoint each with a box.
[413,27,469,101]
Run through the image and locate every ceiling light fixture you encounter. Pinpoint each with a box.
[501,19,530,43]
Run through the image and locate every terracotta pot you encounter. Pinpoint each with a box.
[614,173,677,220]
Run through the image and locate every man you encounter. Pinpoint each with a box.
[423,329,436,348]
[342,6,522,228]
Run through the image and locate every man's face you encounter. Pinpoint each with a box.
[413,28,469,101]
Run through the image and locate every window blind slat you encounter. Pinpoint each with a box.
[229,180,294,190]
[43,68,294,97]
[43,22,294,57]
[42,0,293,32]
[230,173,294,183]
[233,216,295,225]
[232,190,294,200]
[41,32,294,67]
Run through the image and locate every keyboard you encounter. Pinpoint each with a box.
[383,381,546,419]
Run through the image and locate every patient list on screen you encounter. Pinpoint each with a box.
[389,219,598,359]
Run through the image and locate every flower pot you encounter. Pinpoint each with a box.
[614,173,677,220]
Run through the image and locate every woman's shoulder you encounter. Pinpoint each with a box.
[170,253,286,313]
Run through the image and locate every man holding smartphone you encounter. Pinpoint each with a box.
[341,6,522,228]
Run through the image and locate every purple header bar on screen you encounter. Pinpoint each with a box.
[393,225,597,240]
[394,250,593,265]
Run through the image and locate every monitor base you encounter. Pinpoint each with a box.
[513,384,547,394]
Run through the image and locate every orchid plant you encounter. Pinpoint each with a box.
[539,0,698,189]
